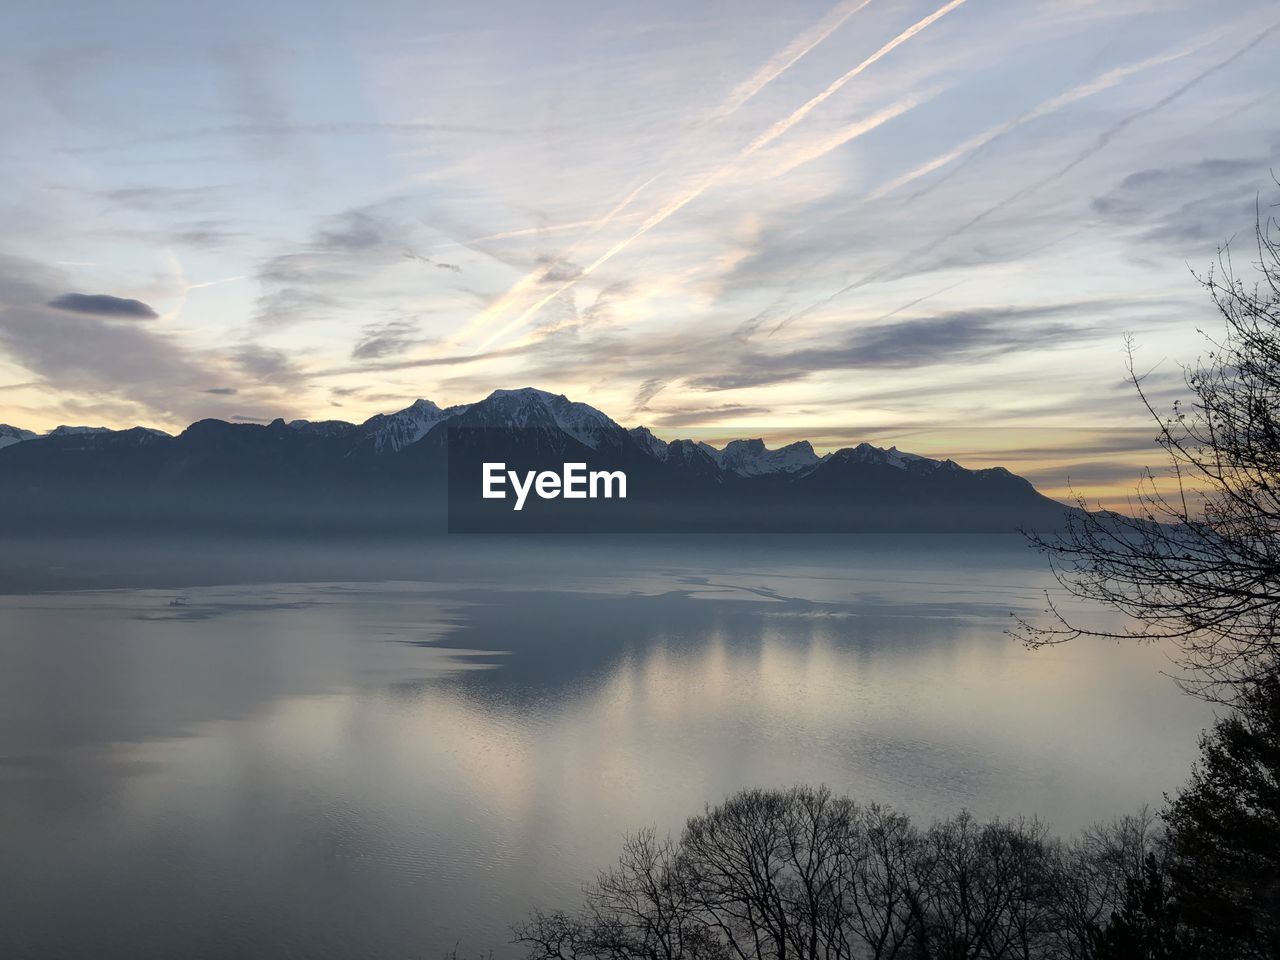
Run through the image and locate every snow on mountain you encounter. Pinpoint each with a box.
[702,438,822,477]
[28,425,171,450]
[347,389,622,455]
[464,388,623,449]
[0,424,36,450]
[356,399,465,453]
[662,438,724,479]
[628,426,669,461]
[46,425,112,438]
[832,442,950,473]
[0,391,996,487]
[286,419,358,438]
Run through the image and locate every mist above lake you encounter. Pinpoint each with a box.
[0,536,1211,959]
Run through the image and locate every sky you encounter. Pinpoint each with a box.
[1,0,1277,505]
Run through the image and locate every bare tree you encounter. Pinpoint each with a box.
[1016,191,1280,701]
[515,787,1144,960]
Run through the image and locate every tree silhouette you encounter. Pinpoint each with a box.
[515,786,1155,960]
[1017,190,1280,702]
[1163,674,1280,958]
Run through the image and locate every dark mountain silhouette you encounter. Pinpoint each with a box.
[0,388,1076,534]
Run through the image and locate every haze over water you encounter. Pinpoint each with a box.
[0,536,1211,958]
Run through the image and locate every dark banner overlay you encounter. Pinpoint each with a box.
[445,427,1073,534]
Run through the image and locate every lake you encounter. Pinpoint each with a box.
[0,536,1213,959]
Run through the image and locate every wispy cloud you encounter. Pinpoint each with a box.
[472,0,972,352]
[942,21,1280,238]
[870,38,1210,200]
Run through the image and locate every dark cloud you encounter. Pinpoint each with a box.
[172,221,243,248]
[47,292,158,319]
[315,209,403,252]
[255,286,340,326]
[1091,156,1277,248]
[817,310,1079,369]
[909,25,1280,266]
[67,121,544,157]
[534,254,582,284]
[1021,459,1164,493]
[686,370,798,391]
[436,262,462,273]
[1050,27,1280,199]
[233,344,307,387]
[632,378,667,408]
[100,186,220,213]
[687,305,1094,392]
[351,319,425,361]
[652,404,772,427]
[253,204,413,326]
[0,254,310,425]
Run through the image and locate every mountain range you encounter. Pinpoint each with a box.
[0,388,1075,534]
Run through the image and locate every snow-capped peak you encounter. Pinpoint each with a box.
[629,426,669,460]
[696,437,822,476]
[47,425,111,438]
[838,442,941,472]
[357,398,461,453]
[286,419,358,438]
[0,424,37,450]
[474,388,621,449]
[30,425,170,449]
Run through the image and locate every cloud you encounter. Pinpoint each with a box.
[1022,459,1159,493]
[314,209,401,252]
[172,221,244,248]
[1091,156,1276,247]
[712,0,874,120]
[534,255,582,284]
[632,378,668,408]
[688,304,1106,392]
[351,319,426,361]
[927,23,1280,249]
[67,120,541,157]
[455,0,970,354]
[811,309,1080,369]
[875,39,1208,202]
[253,204,414,326]
[232,344,307,387]
[254,286,340,327]
[686,369,801,391]
[47,292,158,319]
[651,404,772,427]
[100,186,222,213]
[0,255,313,426]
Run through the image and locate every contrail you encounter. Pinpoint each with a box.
[714,0,875,119]
[772,21,1279,337]
[948,21,1280,238]
[427,214,647,250]
[743,0,967,157]
[479,0,971,351]
[449,0,876,350]
[869,40,1208,201]
[448,174,663,346]
[769,87,941,179]
[186,275,247,291]
[479,87,935,352]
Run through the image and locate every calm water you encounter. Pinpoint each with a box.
[0,536,1212,959]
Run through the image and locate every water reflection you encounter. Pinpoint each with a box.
[0,539,1211,959]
